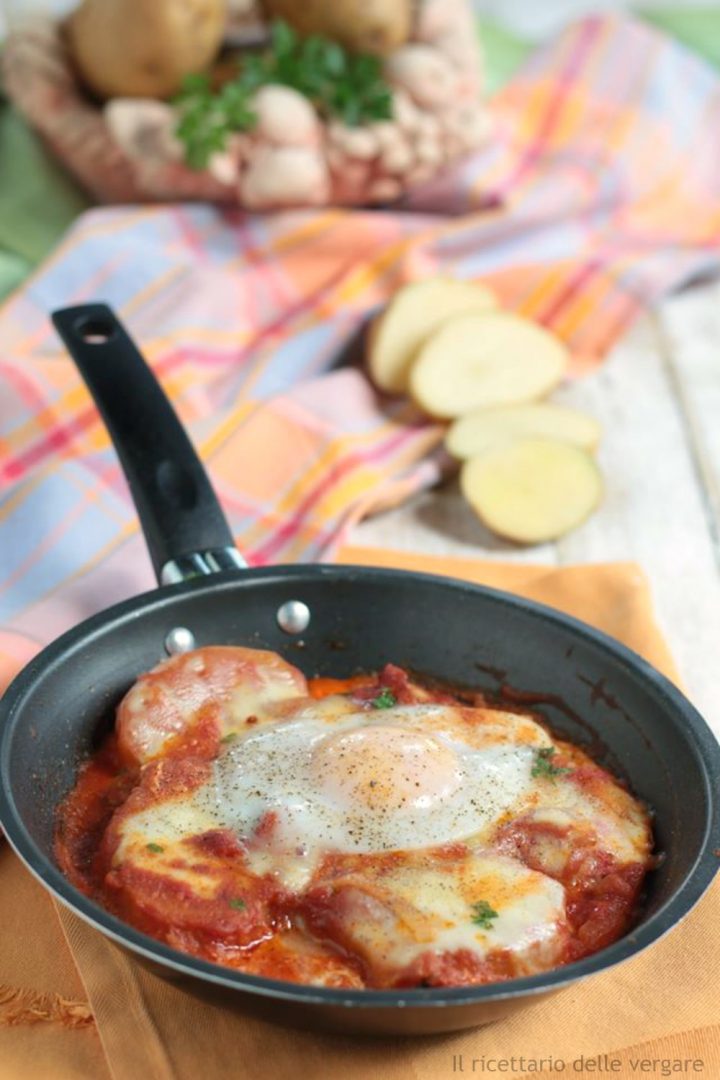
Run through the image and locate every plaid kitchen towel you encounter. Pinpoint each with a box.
[1,14,720,685]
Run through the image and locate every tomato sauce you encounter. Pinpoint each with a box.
[496,818,646,964]
[54,659,652,989]
[54,734,138,893]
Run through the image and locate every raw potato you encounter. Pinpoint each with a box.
[460,438,603,544]
[261,0,412,55]
[66,0,227,100]
[368,278,497,394]
[446,403,602,460]
[409,312,569,419]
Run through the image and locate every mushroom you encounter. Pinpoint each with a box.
[327,122,378,161]
[368,177,403,202]
[251,85,321,146]
[105,98,183,163]
[240,145,329,208]
[380,138,414,175]
[385,45,459,110]
[392,88,424,134]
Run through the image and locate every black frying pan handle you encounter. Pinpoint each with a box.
[51,303,247,585]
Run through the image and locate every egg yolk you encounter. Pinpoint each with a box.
[311,724,462,811]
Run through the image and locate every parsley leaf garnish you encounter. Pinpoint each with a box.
[174,20,393,169]
[370,688,397,709]
[531,746,571,781]
[228,897,246,911]
[220,732,238,744]
[146,843,164,854]
[174,73,255,170]
[470,900,498,929]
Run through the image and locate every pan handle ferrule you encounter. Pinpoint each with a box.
[160,547,248,585]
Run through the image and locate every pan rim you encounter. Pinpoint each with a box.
[1,563,719,1010]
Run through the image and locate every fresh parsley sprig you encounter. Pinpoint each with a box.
[370,688,397,709]
[174,20,393,169]
[175,74,256,170]
[531,746,572,781]
[470,900,498,929]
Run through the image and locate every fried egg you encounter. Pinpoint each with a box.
[114,701,553,888]
[78,649,653,988]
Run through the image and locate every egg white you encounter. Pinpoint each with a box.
[208,705,549,853]
[115,703,554,889]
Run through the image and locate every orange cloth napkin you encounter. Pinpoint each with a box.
[1,548,718,1079]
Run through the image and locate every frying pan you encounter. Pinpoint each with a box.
[1,303,718,1037]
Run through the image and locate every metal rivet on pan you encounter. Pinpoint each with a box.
[164,627,196,655]
[277,600,311,635]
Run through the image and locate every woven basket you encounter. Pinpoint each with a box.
[2,0,490,208]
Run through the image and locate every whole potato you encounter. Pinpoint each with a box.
[260,0,412,56]
[66,0,227,100]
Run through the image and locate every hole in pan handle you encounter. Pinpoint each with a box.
[51,303,247,585]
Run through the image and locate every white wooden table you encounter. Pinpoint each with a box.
[354,280,720,738]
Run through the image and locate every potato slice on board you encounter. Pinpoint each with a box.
[446,403,601,460]
[368,278,497,394]
[460,437,602,544]
[410,312,569,419]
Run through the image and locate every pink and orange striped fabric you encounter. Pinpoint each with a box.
[1,14,720,686]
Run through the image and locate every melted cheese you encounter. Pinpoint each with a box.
[117,646,307,763]
[304,853,567,978]
[104,659,651,987]
[114,704,554,891]
[512,777,649,862]
[115,802,216,865]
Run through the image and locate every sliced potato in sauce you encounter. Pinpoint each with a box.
[117,646,307,764]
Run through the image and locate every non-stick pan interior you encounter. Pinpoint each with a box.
[3,565,716,931]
